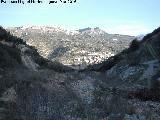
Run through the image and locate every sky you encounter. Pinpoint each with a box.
[0,0,160,36]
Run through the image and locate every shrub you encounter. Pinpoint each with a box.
[0,26,26,45]
[129,39,140,52]
[127,52,140,66]
[150,73,160,91]
[0,44,21,68]
[142,27,160,43]
[0,26,8,40]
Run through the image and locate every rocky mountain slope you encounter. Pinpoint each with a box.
[8,26,134,69]
[0,26,160,120]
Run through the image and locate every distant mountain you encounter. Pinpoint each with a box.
[8,26,135,69]
[1,26,160,120]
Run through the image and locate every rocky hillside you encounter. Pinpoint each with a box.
[83,27,160,119]
[0,26,160,120]
[8,26,134,69]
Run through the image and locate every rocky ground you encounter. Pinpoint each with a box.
[0,26,160,120]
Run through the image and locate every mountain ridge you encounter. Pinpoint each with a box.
[8,26,135,69]
[0,26,160,120]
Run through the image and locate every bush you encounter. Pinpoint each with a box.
[150,73,160,91]
[46,61,74,72]
[129,39,140,52]
[0,44,21,68]
[142,27,160,43]
[127,52,140,66]
[0,26,26,45]
[0,26,8,40]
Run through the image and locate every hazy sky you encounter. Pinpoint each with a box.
[0,0,160,35]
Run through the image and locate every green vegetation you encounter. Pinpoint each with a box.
[0,44,21,68]
[0,26,26,45]
[129,39,140,52]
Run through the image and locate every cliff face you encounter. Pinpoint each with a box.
[0,26,160,120]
